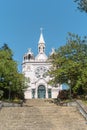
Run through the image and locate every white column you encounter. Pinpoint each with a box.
[36,87,38,99]
[46,86,48,98]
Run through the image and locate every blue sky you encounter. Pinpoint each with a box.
[0,0,87,72]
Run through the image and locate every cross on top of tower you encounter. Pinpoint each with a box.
[40,27,43,33]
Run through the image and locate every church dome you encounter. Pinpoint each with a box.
[35,53,48,61]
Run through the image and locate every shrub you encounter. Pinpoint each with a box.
[58,90,69,100]
[0,90,4,99]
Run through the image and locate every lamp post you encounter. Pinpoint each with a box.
[0,77,4,99]
[68,80,71,100]
[9,81,12,101]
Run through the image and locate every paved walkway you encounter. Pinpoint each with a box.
[0,99,87,130]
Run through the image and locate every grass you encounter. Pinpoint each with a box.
[82,99,87,105]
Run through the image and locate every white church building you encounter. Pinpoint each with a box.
[22,30,60,99]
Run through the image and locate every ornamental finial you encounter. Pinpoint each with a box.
[28,48,31,53]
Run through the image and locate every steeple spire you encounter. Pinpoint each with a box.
[38,28,45,54]
[38,28,45,44]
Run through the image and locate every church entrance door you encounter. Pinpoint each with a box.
[38,85,46,98]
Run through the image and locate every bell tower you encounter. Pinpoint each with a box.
[38,28,45,54]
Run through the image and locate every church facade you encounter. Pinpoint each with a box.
[22,30,60,99]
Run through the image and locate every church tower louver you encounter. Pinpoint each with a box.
[22,29,60,99]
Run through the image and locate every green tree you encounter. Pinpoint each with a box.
[74,0,87,12]
[0,44,26,100]
[49,33,87,95]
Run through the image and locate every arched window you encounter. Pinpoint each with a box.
[24,56,26,60]
[28,54,31,60]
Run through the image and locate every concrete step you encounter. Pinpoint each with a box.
[23,99,55,107]
[0,99,87,130]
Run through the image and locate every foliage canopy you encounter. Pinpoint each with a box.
[74,0,87,12]
[0,44,26,100]
[49,33,87,95]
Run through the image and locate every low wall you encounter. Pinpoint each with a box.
[0,101,2,109]
[75,100,87,120]
[0,100,23,108]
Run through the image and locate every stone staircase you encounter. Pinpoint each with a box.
[0,99,87,130]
